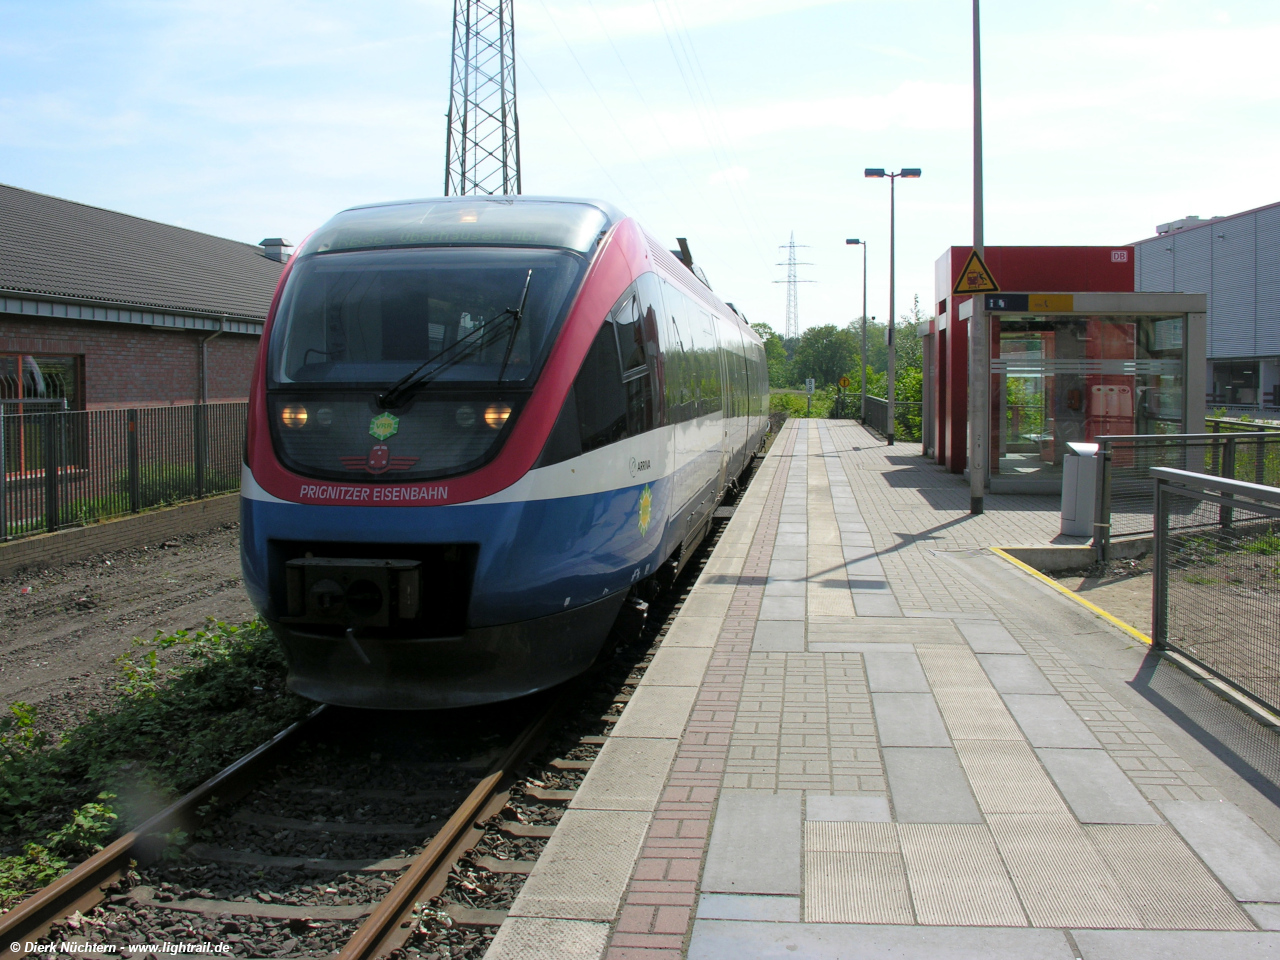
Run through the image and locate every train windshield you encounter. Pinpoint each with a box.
[270,246,586,388]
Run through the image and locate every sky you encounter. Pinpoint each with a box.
[1,0,1278,334]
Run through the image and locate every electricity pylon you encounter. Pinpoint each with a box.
[774,233,814,340]
[444,0,521,196]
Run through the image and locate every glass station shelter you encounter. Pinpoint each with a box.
[920,247,1207,493]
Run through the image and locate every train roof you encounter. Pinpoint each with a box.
[297,196,625,259]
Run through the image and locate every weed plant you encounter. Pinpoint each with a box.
[0,619,309,907]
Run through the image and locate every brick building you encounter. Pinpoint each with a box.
[0,183,287,410]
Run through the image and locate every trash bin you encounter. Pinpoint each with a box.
[1060,442,1099,537]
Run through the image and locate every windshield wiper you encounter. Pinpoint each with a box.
[497,269,534,383]
[377,272,535,410]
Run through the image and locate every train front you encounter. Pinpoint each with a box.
[240,198,639,709]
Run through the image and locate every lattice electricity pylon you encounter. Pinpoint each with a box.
[774,232,814,340]
[444,0,522,196]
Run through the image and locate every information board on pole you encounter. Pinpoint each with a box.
[952,249,1000,295]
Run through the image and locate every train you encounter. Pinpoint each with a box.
[240,196,770,709]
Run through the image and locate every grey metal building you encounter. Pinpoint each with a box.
[1133,201,1280,411]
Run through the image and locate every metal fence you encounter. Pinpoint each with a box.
[0,401,246,541]
[1093,431,1280,556]
[1152,467,1280,714]
[860,396,923,443]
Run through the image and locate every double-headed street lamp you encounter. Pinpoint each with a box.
[864,167,921,445]
[844,239,868,423]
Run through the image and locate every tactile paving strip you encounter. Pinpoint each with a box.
[987,813,1142,928]
[896,823,1028,927]
[1085,823,1255,930]
[808,580,856,617]
[916,643,994,690]
[932,688,1026,740]
[804,822,913,924]
[953,739,1071,815]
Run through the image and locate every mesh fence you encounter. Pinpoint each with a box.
[1100,432,1280,542]
[1154,470,1280,714]
[0,401,246,541]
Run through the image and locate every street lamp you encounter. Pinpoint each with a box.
[864,168,921,445]
[845,239,868,424]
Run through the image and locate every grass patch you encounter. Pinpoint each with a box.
[0,619,311,908]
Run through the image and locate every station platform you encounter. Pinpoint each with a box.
[487,419,1280,960]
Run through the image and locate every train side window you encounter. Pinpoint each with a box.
[576,320,628,452]
[614,295,647,372]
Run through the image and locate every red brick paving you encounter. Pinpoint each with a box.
[603,426,796,959]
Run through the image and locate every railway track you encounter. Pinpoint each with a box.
[2,456,758,959]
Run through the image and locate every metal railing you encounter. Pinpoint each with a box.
[1093,431,1280,558]
[860,396,923,443]
[1152,467,1280,714]
[1207,416,1280,434]
[0,401,246,541]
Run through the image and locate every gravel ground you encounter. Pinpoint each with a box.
[0,522,255,739]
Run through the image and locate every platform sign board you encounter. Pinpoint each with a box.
[984,294,1076,313]
[805,378,816,395]
[838,376,851,389]
[952,249,1000,295]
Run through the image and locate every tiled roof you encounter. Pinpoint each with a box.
[0,183,285,320]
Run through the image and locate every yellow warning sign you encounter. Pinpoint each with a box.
[838,376,851,389]
[952,249,1000,295]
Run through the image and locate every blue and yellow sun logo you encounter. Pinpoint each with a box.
[637,484,653,536]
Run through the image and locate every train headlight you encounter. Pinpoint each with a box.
[314,407,334,428]
[455,405,477,428]
[281,404,309,429]
[484,403,511,429]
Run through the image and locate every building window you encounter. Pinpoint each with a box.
[0,354,81,409]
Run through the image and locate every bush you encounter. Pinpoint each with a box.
[0,619,310,906]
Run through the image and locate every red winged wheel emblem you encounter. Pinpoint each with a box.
[339,445,420,475]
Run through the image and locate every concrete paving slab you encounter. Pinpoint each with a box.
[1072,929,1280,959]
[953,739,1070,815]
[662,616,723,648]
[849,578,894,593]
[777,522,807,534]
[897,823,1027,926]
[855,595,905,617]
[764,579,806,596]
[702,789,803,895]
[771,544,808,561]
[682,590,733,619]
[768,559,808,580]
[610,683,699,739]
[864,650,931,692]
[882,747,983,823]
[1085,823,1253,930]
[509,808,651,921]
[643,645,713,686]
[483,917,610,960]
[1156,800,1280,902]
[688,920,1075,959]
[977,654,1056,694]
[774,532,808,546]
[873,693,953,747]
[986,812,1142,928]
[814,641,916,654]
[570,736,678,812]
[956,620,1025,654]
[809,619,962,642]
[1036,748,1161,824]
[806,794,892,822]
[753,620,805,652]
[696,894,800,922]
[804,821,913,923]
[1003,694,1102,748]
[759,596,806,620]
[1243,903,1280,930]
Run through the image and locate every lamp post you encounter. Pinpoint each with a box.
[845,239,868,423]
[970,0,987,514]
[864,168,921,445]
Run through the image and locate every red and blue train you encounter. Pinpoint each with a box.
[240,197,769,709]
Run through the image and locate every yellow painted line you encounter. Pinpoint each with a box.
[988,547,1153,646]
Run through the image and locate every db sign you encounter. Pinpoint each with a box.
[1111,250,1129,263]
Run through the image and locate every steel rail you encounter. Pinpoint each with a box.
[337,693,567,960]
[0,706,326,947]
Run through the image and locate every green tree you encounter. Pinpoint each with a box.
[793,324,859,387]
[750,321,794,388]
